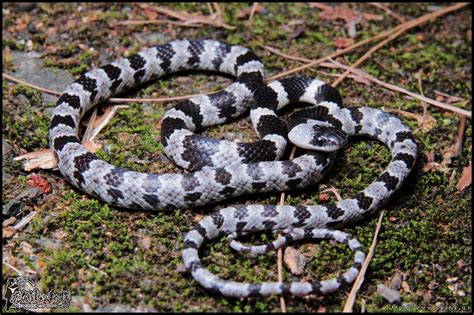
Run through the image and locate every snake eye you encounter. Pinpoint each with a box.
[309,125,348,151]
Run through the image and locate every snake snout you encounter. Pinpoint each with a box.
[288,121,348,152]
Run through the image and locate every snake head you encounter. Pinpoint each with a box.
[288,120,348,152]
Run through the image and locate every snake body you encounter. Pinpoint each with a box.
[49,40,417,297]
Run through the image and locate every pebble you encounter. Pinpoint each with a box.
[377,283,401,304]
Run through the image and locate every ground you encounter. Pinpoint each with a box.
[2,2,472,313]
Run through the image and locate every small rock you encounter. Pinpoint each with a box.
[283,246,306,276]
[389,270,402,290]
[377,283,401,304]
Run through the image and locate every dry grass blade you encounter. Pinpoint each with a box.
[331,26,407,87]
[3,72,223,104]
[153,6,236,30]
[266,2,469,81]
[261,45,471,117]
[368,3,406,23]
[276,146,297,312]
[327,59,471,118]
[343,210,385,312]
[2,73,61,96]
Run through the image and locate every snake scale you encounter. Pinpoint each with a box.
[49,39,417,297]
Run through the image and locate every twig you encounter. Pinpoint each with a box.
[327,59,471,118]
[113,20,203,28]
[454,116,467,157]
[334,2,469,86]
[87,263,107,276]
[266,2,469,81]
[2,260,25,276]
[331,25,407,87]
[261,45,471,118]
[2,73,61,96]
[368,3,406,23]
[276,146,297,312]
[248,2,259,22]
[3,72,223,104]
[343,209,385,312]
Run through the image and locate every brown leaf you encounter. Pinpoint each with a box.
[27,173,52,194]
[401,281,411,293]
[319,193,331,202]
[141,236,151,250]
[3,226,16,238]
[83,140,102,153]
[3,217,16,227]
[283,246,306,276]
[456,161,472,191]
[313,3,360,23]
[53,229,68,240]
[193,214,204,222]
[334,37,354,49]
[142,7,159,20]
[288,26,305,41]
[235,3,265,19]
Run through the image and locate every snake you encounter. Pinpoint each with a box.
[48,39,417,297]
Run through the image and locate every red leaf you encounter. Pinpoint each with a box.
[456,161,471,191]
[27,173,52,194]
[334,37,354,48]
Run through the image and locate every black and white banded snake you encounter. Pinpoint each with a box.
[49,40,417,297]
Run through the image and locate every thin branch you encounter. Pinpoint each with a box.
[328,59,471,118]
[2,260,25,276]
[260,46,471,118]
[112,19,203,28]
[276,146,297,313]
[266,2,469,81]
[368,3,406,23]
[2,73,61,96]
[454,116,467,157]
[3,72,223,104]
[248,2,259,22]
[331,25,407,87]
[343,209,385,312]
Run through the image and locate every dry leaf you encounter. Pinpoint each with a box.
[141,236,151,250]
[83,140,103,153]
[3,217,17,227]
[283,246,306,276]
[27,173,52,194]
[334,37,354,48]
[193,214,204,222]
[235,3,265,19]
[142,7,159,20]
[53,229,68,240]
[401,281,411,293]
[3,226,16,238]
[319,193,330,202]
[456,161,471,191]
[288,26,305,41]
[13,148,57,171]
